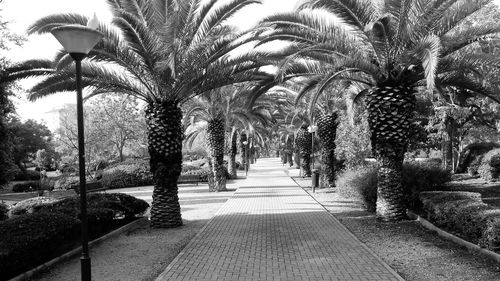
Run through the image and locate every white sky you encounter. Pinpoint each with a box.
[1,0,300,130]
[1,0,499,130]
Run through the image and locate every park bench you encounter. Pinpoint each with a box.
[72,181,106,194]
[177,174,201,185]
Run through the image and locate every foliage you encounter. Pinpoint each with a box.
[335,113,371,168]
[0,202,8,221]
[34,148,59,170]
[12,168,40,181]
[37,193,149,220]
[101,159,153,189]
[420,191,500,251]
[9,196,58,215]
[478,148,500,181]
[336,161,451,212]
[7,118,53,168]
[0,212,80,280]
[11,181,41,193]
[458,142,500,175]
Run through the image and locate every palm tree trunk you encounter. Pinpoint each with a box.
[317,113,338,188]
[228,130,237,178]
[296,126,312,177]
[206,115,226,192]
[366,85,416,221]
[146,102,183,228]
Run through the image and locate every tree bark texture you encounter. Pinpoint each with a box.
[317,112,338,188]
[206,115,227,192]
[366,85,416,221]
[228,130,237,178]
[146,102,183,228]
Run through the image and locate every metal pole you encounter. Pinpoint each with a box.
[74,56,91,281]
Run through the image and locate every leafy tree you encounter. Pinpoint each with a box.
[34,148,59,170]
[16,0,277,228]
[8,118,52,169]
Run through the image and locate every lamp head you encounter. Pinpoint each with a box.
[51,24,103,59]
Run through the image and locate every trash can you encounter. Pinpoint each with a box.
[311,169,319,192]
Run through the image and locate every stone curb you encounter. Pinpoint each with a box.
[8,217,148,281]
[407,211,500,264]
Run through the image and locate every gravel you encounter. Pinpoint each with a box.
[293,177,500,281]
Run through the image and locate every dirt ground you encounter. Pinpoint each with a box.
[27,179,239,281]
[293,176,500,281]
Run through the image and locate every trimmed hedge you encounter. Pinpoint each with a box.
[336,160,451,212]
[456,142,500,174]
[0,212,80,280]
[12,181,40,192]
[101,159,153,189]
[9,196,60,216]
[478,148,500,181]
[13,169,41,181]
[420,191,500,251]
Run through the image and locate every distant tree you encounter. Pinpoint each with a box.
[34,148,59,171]
[7,118,52,169]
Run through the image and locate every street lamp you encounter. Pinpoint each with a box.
[242,140,249,176]
[51,17,103,281]
[308,124,318,192]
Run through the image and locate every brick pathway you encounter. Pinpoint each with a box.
[155,158,404,281]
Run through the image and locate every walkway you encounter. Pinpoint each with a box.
[155,158,404,281]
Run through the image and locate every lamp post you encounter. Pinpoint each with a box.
[308,124,318,192]
[51,18,103,281]
[242,140,249,176]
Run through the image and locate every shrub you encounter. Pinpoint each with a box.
[9,196,60,216]
[336,161,451,212]
[419,191,500,250]
[336,164,378,212]
[181,167,211,182]
[456,142,500,173]
[478,148,500,181]
[0,203,8,221]
[12,181,39,192]
[0,212,80,280]
[54,174,79,190]
[468,155,484,176]
[13,169,41,181]
[101,159,153,189]
[36,193,149,220]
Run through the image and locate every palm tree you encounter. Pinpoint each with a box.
[15,0,278,228]
[257,0,500,220]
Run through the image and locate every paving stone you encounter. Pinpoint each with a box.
[155,158,404,281]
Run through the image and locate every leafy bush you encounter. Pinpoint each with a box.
[456,142,500,173]
[13,169,41,181]
[0,203,8,221]
[478,148,500,181]
[336,164,378,212]
[419,191,500,251]
[336,161,451,212]
[101,159,153,189]
[36,193,149,220]
[9,196,60,216]
[0,212,80,280]
[12,181,39,192]
[53,175,79,190]
[181,167,211,182]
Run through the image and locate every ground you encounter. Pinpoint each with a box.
[293,176,500,281]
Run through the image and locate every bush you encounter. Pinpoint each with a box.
[457,142,500,173]
[36,192,149,220]
[0,203,8,221]
[13,169,41,181]
[336,161,451,212]
[101,159,153,189]
[181,167,211,182]
[0,212,80,280]
[336,164,378,212]
[478,148,500,181]
[9,196,60,216]
[11,181,39,192]
[419,191,500,251]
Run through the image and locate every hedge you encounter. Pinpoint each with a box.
[12,181,40,192]
[336,160,451,212]
[101,159,153,189]
[420,191,500,251]
[478,148,500,181]
[0,212,80,280]
[9,196,60,216]
[12,169,41,181]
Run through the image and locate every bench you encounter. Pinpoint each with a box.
[177,175,200,185]
[72,181,106,194]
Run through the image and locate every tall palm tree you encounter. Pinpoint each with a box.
[15,0,278,228]
[257,0,500,220]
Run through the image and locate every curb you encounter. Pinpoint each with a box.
[407,211,500,264]
[8,217,148,281]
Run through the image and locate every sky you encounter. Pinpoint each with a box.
[1,0,300,130]
[1,0,499,130]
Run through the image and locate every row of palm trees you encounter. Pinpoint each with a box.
[4,0,500,226]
